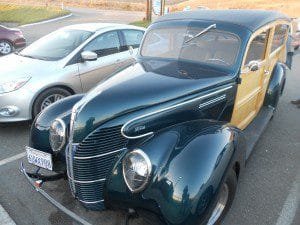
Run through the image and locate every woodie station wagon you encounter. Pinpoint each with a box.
[21,10,290,225]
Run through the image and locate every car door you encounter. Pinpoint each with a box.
[78,31,123,92]
[119,29,145,66]
[231,28,271,130]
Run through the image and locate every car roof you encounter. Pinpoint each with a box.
[155,10,290,32]
[62,23,145,32]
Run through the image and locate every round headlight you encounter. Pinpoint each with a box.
[49,119,66,152]
[122,149,152,193]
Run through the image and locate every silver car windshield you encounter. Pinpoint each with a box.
[19,29,93,61]
[141,26,240,67]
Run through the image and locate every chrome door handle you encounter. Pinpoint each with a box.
[264,70,270,75]
[115,59,121,63]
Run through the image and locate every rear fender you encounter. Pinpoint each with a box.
[264,63,286,108]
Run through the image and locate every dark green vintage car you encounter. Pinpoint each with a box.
[22,10,290,225]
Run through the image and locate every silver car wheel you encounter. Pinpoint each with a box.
[40,94,65,111]
[0,41,12,54]
[207,183,229,225]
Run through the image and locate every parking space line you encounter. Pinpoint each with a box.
[275,174,300,225]
[0,204,16,225]
[0,152,26,167]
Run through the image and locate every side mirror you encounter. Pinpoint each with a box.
[128,46,134,56]
[81,51,97,61]
[248,60,260,72]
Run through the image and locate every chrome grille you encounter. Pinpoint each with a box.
[67,125,128,210]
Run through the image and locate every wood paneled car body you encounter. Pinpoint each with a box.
[22,10,290,225]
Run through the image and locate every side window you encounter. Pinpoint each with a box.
[245,30,269,65]
[84,31,120,57]
[122,30,144,49]
[271,24,288,52]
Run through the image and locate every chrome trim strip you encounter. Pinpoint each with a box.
[121,85,233,139]
[66,143,78,197]
[73,148,126,160]
[67,176,106,184]
[198,94,226,109]
[78,199,105,204]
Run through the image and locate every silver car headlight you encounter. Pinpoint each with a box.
[122,149,152,193]
[0,77,31,94]
[49,119,66,152]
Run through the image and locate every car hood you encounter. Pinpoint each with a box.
[73,59,237,141]
[0,54,57,81]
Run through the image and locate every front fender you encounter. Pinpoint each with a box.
[29,94,84,154]
[106,120,244,225]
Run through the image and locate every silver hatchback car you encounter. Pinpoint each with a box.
[0,23,145,122]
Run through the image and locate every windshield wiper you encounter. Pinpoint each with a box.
[185,24,217,43]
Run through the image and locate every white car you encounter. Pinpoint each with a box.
[0,23,145,122]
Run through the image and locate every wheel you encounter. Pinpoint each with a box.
[206,169,237,225]
[33,87,72,117]
[0,40,13,55]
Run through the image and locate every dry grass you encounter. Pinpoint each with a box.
[64,0,145,11]
[170,0,300,18]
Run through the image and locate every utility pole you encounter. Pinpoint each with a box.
[146,0,152,21]
[160,0,165,16]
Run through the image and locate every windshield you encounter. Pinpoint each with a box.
[141,25,240,68]
[20,29,93,61]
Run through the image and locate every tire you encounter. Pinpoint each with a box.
[0,40,13,55]
[33,87,72,117]
[206,169,237,225]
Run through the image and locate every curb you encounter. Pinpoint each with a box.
[0,204,16,225]
[19,13,73,28]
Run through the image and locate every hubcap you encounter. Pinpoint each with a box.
[0,41,12,54]
[207,183,229,225]
[41,94,65,111]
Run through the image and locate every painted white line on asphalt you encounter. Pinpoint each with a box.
[0,204,16,225]
[275,174,300,225]
[0,152,26,167]
[20,13,73,27]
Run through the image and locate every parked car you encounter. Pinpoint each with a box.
[0,23,145,122]
[22,10,289,225]
[0,25,26,55]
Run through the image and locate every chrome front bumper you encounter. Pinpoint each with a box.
[20,162,92,225]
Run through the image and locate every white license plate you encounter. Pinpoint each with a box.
[26,146,53,171]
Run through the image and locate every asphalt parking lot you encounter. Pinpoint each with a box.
[0,9,300,225]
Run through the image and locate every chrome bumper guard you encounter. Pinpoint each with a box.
[20,162,93,225]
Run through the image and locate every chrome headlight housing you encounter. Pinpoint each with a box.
[49,119,66,152]
[122,149,152,193]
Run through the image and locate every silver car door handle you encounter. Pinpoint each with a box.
[115,59,121,63]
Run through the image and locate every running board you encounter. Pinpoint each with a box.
[243,106,274,160]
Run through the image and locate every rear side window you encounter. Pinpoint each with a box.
[84,31,120,57]
[122,30,144,49]
[245,30,269,65]
[271,24,288,52]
